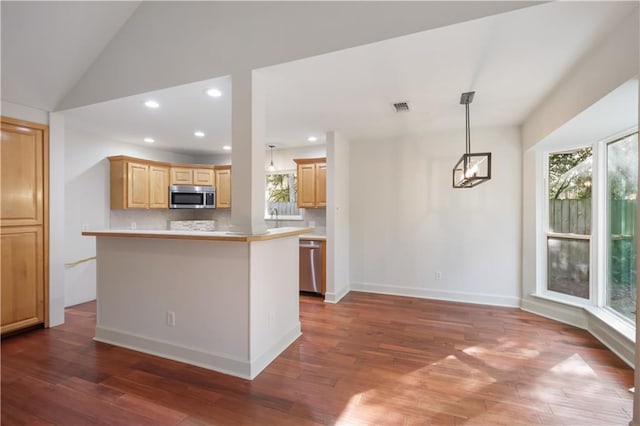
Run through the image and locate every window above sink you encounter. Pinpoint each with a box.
[265,170,303,220]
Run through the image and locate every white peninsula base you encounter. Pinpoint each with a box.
[84,227,309,379]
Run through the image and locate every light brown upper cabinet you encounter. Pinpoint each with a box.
[149,165,170,208]
[194,168,215,186]
[170,167,193,185]
[294,158,326,208]
[1,116,49,335]
[215,165,231,209]
[170,166,214,186]
[109,156,170,209]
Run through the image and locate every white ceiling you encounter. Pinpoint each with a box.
[64,76,232,155]
[260,1,637,147]
[537,78,639,151]
[8,2,640,156]
[1,1,140,111]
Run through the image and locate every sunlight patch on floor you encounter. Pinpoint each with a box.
[463,338,541,361]
[334,354,498,425]
[550,353,597,378]
[429,354,498,389]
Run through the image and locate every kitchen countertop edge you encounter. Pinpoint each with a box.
[82,227,314,242]
[299,235,326,241]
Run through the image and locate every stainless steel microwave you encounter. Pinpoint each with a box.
[169,185,216,209]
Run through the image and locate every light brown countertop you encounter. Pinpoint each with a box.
[82,226,313,242]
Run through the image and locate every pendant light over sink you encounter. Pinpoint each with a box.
[267,144,276,172]
[452,91,491,188]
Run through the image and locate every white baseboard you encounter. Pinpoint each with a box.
[96,323,302,380]
[521,297,635,368]
[350,282,520,307]
[324,286,350,304]
[249,323,301,379]
[520,296,588,329]
[584,309,635,368]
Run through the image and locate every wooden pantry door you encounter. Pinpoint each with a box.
[1,117,49,334]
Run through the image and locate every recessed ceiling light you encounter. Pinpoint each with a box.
[143,138,155,144]
[307,136,318,142]
[222,145,232,151]
[144,100,160,109]
[206,88,222,98]
[194,131,205,138]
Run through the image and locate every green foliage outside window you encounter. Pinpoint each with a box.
[548,147,592,200]
[607,133,638,320]
[265,172,301,217]
[267,173,293,202]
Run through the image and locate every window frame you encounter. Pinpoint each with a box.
[542,145,595,306]
[539,128,638,325]
[602,131,639,324]
[264,169,304,221]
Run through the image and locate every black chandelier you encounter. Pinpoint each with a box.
[452,91,491,188]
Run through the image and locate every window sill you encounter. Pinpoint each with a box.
[530,292,635,344]
[530,292,589,309]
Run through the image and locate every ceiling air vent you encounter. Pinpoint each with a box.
[392,101,410,113]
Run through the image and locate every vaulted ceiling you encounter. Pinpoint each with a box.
[2,1,638,155]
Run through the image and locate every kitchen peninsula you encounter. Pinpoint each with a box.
[82,227,311,379]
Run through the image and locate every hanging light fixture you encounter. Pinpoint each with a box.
[452,91,491,188]
[267,144,276,172]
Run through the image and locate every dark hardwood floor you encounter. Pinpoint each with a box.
[1,292,634,425]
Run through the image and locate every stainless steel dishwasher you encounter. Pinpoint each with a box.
[299,240,322,293]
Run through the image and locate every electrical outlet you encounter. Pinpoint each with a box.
[166,311,175,327]
[435,271,442,280]
[81,224,89,232]
[131,222,137,230]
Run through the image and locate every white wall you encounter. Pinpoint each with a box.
[249,237,301,377]
[49,113,65,326]
[94,235,301,379]
[196,153,232,165]
[1,101,49,124]
[326,132,350,303]
[522,12,639,151]
[350,127,522,307]
[63,122,195,307]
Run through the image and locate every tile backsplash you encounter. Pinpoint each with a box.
[110,208,231,231]
[110,209,194,230]
[110,207,324,233]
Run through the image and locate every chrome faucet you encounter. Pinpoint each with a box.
[270,207,279,228]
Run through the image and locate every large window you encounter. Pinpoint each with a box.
[265,171,302,219]
[606,133,638,320]
[547,147,592,300]
[544,131,638,325]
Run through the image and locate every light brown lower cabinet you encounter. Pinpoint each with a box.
[1,116,49,334]
[1,227,45,333]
